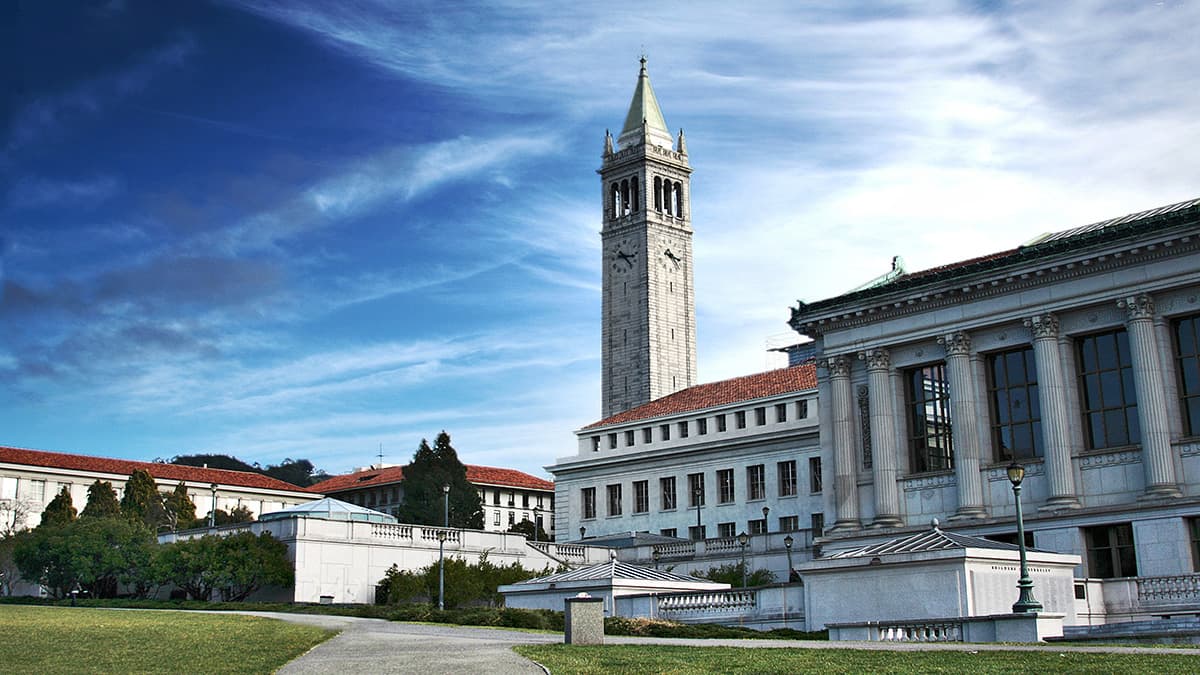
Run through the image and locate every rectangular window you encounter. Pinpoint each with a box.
[779,515,799,532]
[608,433,617,449]
[522,494,530,508]
[749,518,767,535]
[811,513,825,538]
[1173,315,1200,436]
[27,479,45,503]
[776,403,787,423]
[698,418,708,435]
[537,495,543,508]
[678,421,689,438]
[717,414,728,432]
[809,457,823,493]
[736,411,747,429]
[633,480,649,514]
[747,464,766,501]
[493,511,500,526]
[906,362,955,472]
[660,477,677,510]
[689,525,706,541]
[718,522,736,538]
[660,424,671,441]
[508,512,515,525]
[581,487,596,520]
[1085,523,1138,578]
[755,407,767,425]
[717,469,735,504]
[797,400,809,419]
[1190,518,1200,572]
[1078,329,1139,450]
[778,460,798,497]
[643,428,653,443]
[988,346,1043,461]
[606,484,622,517]
[507,493,515,507]
[660,528,677,538]
[688,473,705,507]
[591,436,600,452]
[625,430,635,446]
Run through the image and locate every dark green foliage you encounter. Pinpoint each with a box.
[120,470,167,529]
[603,616,826,640]
[170,454,258,472]
[170,454,325,487]
[376,552,545,608]
[155,532,292,601]
[13,517,155,598]
[383,604,564,631]
[163,484,199,530]
[700,561,777,588]
[506,518,549,542]
[205,505,256,526]
[262,458,317,487]
[80,480,122,519]
[39,486,77,528]
[395,432,484,529]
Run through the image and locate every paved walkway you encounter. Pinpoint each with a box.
[227,612,1200,674]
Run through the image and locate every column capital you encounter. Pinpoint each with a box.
[819,354,852,378]
[1118,293,1155,321]
[937,331,972,357]
[1024,313,1059,340]
[858,347,891,371]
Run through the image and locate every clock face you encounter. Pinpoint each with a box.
[610,237,640,273]
[657,236,683,271]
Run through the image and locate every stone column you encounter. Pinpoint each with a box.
[1024,313,1081,509]
[938,332,986,520]
[822,355,860,530]
[1118,294,1183,499]
[859,348,903,527]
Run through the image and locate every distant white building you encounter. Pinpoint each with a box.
[308,464,556,539]
[0,444,316,531]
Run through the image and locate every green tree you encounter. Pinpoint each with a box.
[14,517,155,598]
[80,480,122,519]
[701,561,777,588]
[120,470,167,529]
[396,432,484,529]
[39,486,77,529]
[154,535,222,600]
[163,483,198,530]
[215,531,293,601]
[506,518,549,543]
[170,453,259,472]
[262,458,317,487]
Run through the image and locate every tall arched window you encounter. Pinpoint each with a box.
[610,182,621,218]
[630,180,639,212]
[663,180,673,216]
[673,181,683,217]
[620,179,631,216]
[653,177,663,212]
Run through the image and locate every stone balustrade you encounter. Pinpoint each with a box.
[658,589,757,615]
[369,523,413,539]
[874,621,964,642]
[1137,574,1200,605]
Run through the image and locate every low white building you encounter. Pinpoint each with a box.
[0,444,316,531]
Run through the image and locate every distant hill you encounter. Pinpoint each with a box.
[169,454,328,487]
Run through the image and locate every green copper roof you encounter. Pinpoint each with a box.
[618,57,674,149]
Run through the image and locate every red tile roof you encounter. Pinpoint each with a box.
[0,445,309,492]
[308,464,555,494]
[583,363,817,430]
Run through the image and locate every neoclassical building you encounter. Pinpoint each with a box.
[791,198,1200,589]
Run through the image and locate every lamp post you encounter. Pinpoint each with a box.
[651,548,661,570]
[761,506,770,533]
[737,531,750,587]
[784,534,796,582]
[579,526,586,540]
[1007,462,1042,614]
[209,483,219,528]
[694,487,703,540]
[532,506,541,542]
[438,484,449,611]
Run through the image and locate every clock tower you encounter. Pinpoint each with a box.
[600,58,696,418]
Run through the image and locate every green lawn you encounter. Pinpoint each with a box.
[514,644,1200,674]
[0,605,334,674]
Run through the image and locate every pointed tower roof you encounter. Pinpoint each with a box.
[617,57,676,150]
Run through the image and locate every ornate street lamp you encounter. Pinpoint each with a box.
[761,505,770,532]
[737,531,750,588]
[532,506,541,542]
[579,526,586,540]
[651,548,661,570]
[209,483,219,528]
[784,534,797,582]
[1007,462,1043,613]
[694,487,703,540]
[438,484,449,611]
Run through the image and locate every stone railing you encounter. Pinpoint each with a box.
[1137,574,1200,605]
[658,589,756,615]
[418,527,461,544]
[655,541,697,558]
[704,537,741,554]
[873,621,964,642]
[370,523,414,540]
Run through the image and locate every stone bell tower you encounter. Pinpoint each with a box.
[599,58,696,418]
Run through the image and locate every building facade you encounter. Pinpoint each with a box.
[600,57,696,418]
[307,464,556,538]
[0,445,317,531]
[789,198,1200,596]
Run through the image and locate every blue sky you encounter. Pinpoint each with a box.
[3,1,1198,480]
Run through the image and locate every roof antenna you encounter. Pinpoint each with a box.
[377,442,384,469]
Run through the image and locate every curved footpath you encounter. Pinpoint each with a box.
[228,612,1200,674]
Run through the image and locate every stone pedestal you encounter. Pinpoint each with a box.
[564,593,605,645]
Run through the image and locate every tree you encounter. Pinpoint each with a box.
[0,497,34,536]
[170,454,258,472]
[701,561,777,588]
[39,486,77,529]
[396,432,484,529]
[163,483,198,530]
[14,517,155,598]
[120,470,167,529]
[80,480,122,519]
[154,535,222,600]
[155,532,291,601]
[262,458,317,487]
[506,518,549,543]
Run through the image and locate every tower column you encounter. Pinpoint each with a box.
[860,348,903,528]
[1119,294,1183,499]
[823,355,860,531]
[1024,314,1081,509]
[939,332,986,520]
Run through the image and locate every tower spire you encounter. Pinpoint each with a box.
[617,57,674,150]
